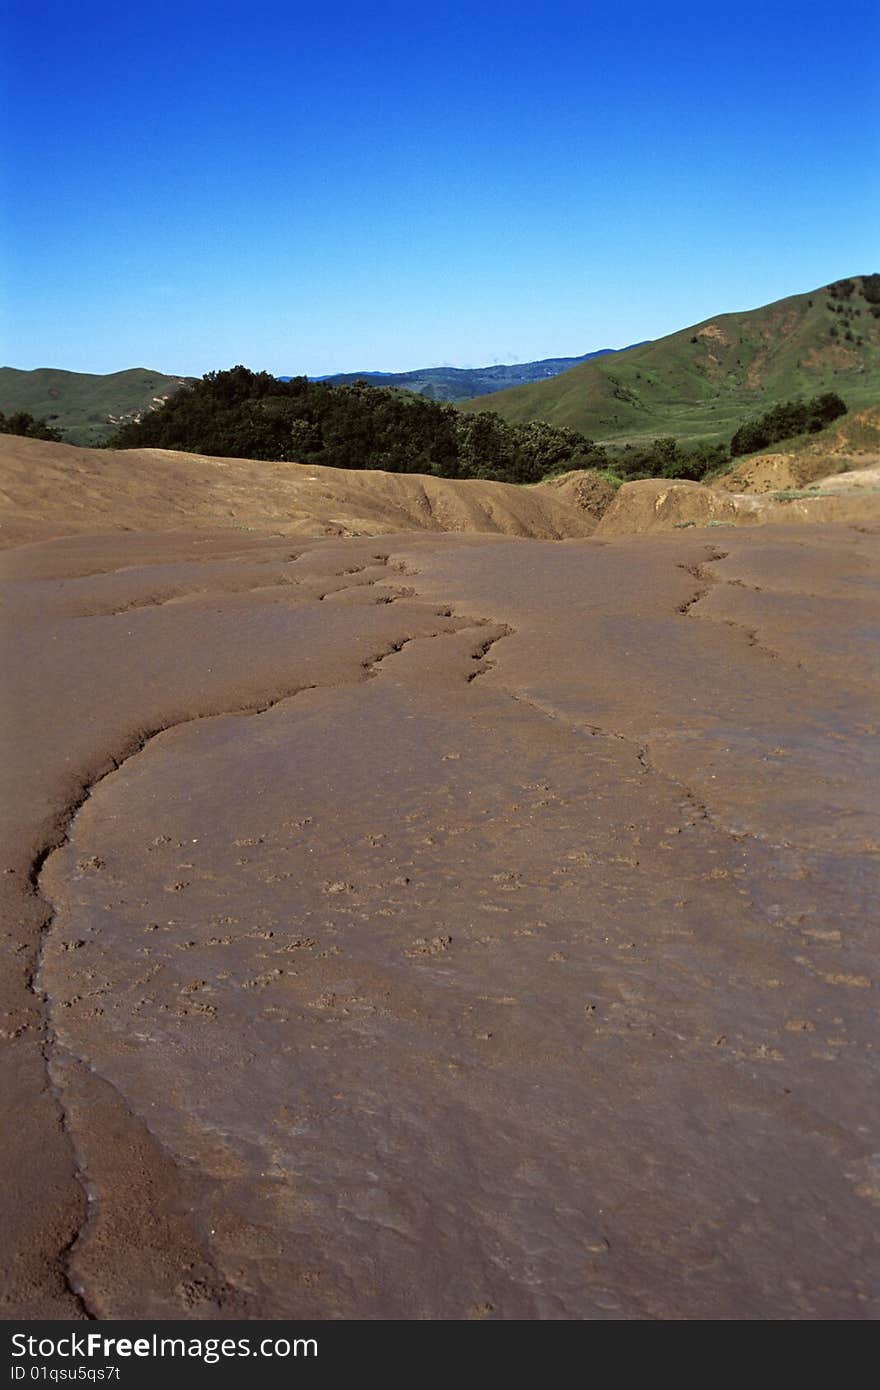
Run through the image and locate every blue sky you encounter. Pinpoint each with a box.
[3,0,878,376]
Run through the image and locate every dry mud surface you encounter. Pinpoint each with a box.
[2,521,879,1320]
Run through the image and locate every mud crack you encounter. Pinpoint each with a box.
[676,547,729,614]
[464,624,514,682]
[675,549,802,665]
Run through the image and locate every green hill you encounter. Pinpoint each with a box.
[458,276,880,447]
[0,367,192,445]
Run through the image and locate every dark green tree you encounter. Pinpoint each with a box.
[107,367,609,486]
[0,410,63,442]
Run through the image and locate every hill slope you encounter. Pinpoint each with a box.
[459,276,880,447]
[0,367,192,445]
[315,347,641,401]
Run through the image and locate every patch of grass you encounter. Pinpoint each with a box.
[596,468,625,490]
[770,488,840,500]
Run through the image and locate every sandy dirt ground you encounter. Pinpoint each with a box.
[0,436,603,547]
[1,437,879,1319]
[593,474,880,535]
[4,434,878,550]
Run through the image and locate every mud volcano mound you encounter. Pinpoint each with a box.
[1,433,878,1319]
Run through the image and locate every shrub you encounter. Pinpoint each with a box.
[0,410,63,442]
[610,437,728,482]
[729,392,847,458]
[861,273,880,304]
[107,366,608,486]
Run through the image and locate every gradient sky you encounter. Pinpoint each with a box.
[3,0,878,376]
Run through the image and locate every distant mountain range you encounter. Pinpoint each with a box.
[460,276,880,447]
[305,346,647,402]
[0,348,642,445]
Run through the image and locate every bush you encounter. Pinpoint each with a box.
[595,469,624,490]
[861,273,880,304]
[107,367,608,486]
[609,438,728,482]
[729,392,847,458]
[0,410,63,442]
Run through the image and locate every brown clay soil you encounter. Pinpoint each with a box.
[0,435,603,547]
[713,407,880,496]
[2,436,879,1319]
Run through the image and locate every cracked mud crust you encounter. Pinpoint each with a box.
[1,523,878,1319]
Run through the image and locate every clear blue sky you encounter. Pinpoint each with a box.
[2,0,878,376]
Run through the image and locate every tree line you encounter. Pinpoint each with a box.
[106,368,608,485]
[0,410,63,441]
[107,368,849,482]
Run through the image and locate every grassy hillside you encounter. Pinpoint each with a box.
[315,348,638,401]
[459,277,880,447]
[0,367,192,445]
